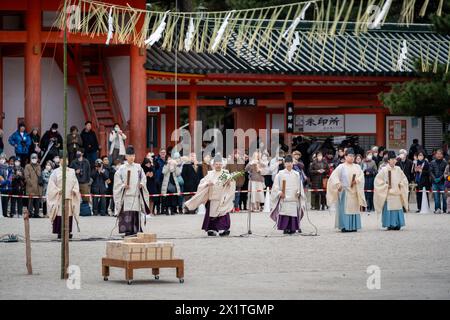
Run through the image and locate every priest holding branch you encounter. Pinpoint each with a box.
[184,154,238,237]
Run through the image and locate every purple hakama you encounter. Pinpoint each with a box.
[201,202,231,231]
[118,211,142,236]
[52,216,73,235]
[277,215,300,232]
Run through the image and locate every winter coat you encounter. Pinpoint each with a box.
[90,167,109,194]
[24,163,42,196]
[429,159,447,184]
[67,133,83,154]
[80,129,99,153]
[0,164,13,192]
[226,163,245,188]
[161,164,181,194]
[396,159,413,182]
[413,160,431,188]
[11,167,26,194]
[181,162,204,192]
[70,158,91,184]
[108,131,127,155]
[309,160,329,189]
[142,164,157,194]
[40,130,63,160]
[8,130,32,155]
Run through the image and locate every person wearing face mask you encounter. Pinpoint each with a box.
[362,151,378,213]
[161,154,182,215]
[81,121,100,167]
[102,156,115,215]
[24,153,43,218]
[374,151,409,230]
[396,149,413,184]
[70,150,92,216]
[430,149,447,214]
[109,123,127,164]
[309,151,329,211]
[413,151,431,212]
[40,123,63,165]
[0,153,13,216]
[10,158,26,217]
[335,147,345,168]
[41,161,54,217]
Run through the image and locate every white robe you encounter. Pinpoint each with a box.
[327,163,366,214]
[270,169,306,217]
[374,165,409,213]
[185,169,236,218]
[113,162,150,215]
[46,167,80,226]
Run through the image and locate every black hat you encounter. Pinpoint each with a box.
[387,150,397,160]
[345,148,355,156]
[284,155,294,163]
[126,145,135,155]
[51,123,58,129]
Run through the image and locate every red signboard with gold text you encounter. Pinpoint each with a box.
[388,119,407,149]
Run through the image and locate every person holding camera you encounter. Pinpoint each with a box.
[109,123,127,164]
[70,150,92,215]
[91,159,109,216]
[40,123,63,165]
[11,158,26,217]
[8,123,32,167]
[24,153,42,218]
[67,126,83,164]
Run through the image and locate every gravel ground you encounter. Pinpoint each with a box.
[1,202,450,300]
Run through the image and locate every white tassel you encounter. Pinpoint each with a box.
[105,7,114,45]
[145,11,169,46]
[263,187,271,213]
[288,31,300,63]
[283,1,311,38]
[184,17,195,51]
[420,187,430,214]
[211,10,235,52]
[396,40,408,71]
[370,0,393,29]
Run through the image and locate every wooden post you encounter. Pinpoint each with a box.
[23,210,32,275]
[63,199,70,279]
[282,179,286,194]
[388,170,392,189]
[126,170,131,187]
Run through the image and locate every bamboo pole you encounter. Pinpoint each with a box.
[61,0,69,280]
[24,209,32,275]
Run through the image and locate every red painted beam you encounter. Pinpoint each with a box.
[0,0,27,11]
[0,31,27,43]
[41,0,147,10]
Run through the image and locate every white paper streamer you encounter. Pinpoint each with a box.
[283,1,311,38]
[288,32,301,63]
[184,18,195,51]
[370,0,393,29]
[211,10,235,52]
[145,11,169,46]
[105,7,114,45]
[396,40,408,71]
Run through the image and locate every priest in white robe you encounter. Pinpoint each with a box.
[326,148,366,232]
[270,155,306,234]
[46,157,80,239]
[113,145,150,236]
[184,154,236,237]
[374,151,408,230]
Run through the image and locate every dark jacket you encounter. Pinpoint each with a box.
[181,162,204,192]
[80,129,99,153]
[396,158,413,182]
[70,158,91,184]
[29,133,41,156]
[309,160,329,189]
[8,130,32,155]
[414,160,431,188]
[11,167,26,194]
[0,164,13,192]
[40,130,63,161]
[154,156,166,185]
[67,133,83,153]
[142,162,157,194]
[429,159,447,183]
[104,164,115,194]
[91,167,109,194]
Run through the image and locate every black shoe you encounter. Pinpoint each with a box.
[297,229,302,233]
[207,230,217,236]
[283,230,289,234]
[341,228,350,233]
[219,230,230,237]
[33,215,41,218]
[57,234,61,239]
[69,234,73,239]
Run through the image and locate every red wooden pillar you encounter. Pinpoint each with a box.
[130,45,147,161]
[376,110,386,146]
[24,0,42,131]
[188,81,197,149]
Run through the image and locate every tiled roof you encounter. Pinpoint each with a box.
[145,22,450,77]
